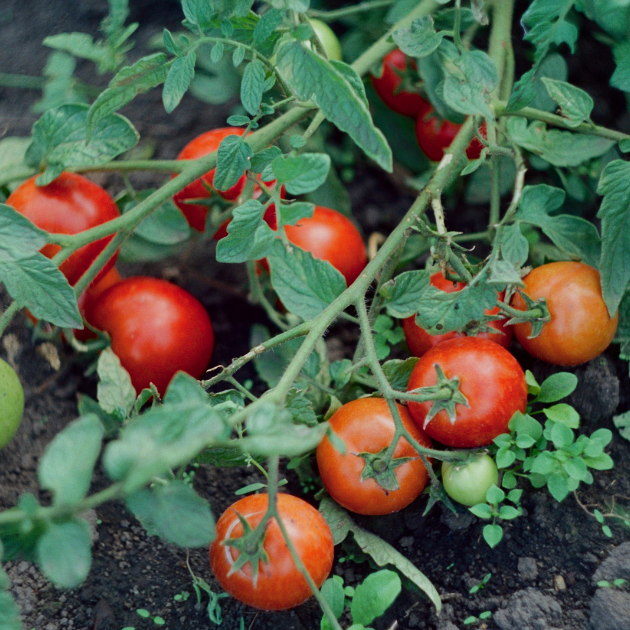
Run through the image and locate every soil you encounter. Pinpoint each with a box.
[2,2,630,630]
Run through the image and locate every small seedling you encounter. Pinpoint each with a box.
[597,579,627,589]
[464,611,492,625]
[469,573,492,594]
[135,609,165,625]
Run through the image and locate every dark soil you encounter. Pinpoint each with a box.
[2,2,630,630]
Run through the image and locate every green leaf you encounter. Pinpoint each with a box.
[563,457,587,480]
[525,370,541,396]
[321,576,345,629]
[515,185,601,268]
[0,578,22,630]
[596,160,630,317]
[182,0,213,29]
[583,453,614,471]
[254,8,284,46]
[381,270,431,319]
[215,199,276,263]
[611,45,630,92]
[498,505,521,520]
[0,203,47,253]
[43,32,115,74]
[613,409,630,442]
[87,53,169,133]
[509,411,544,439]
[285,388,317,426]
[163,50,196,113]
[213,133,254,192]
[541,78,593,127]
[530,451,557,475]
[0,254,82,328]
[127,481,215,547]
[268,239,346,319]
[37,414,104,506]
[351,570,401,627]
[482,523,503,548]
[319,497,351,545]
[501,222,529,267]
[278,201,315,227]
[233,45,246,67]
[250,146,282,173]
[537,372,578,403]
[77,393,122,438]
[522,0,577,64]
[485,484,505,505]
[392,16,444,58]
[272,153,331,195]
[97,347,136,419]
[382,357,419,390]
[496,447,516,469]
[276,42,392,171]
[241,59,266,115]
[124,192,191,245]
[442,50,498,118]
[36,519,92,588]
[543,403,580,429]
[550,422,574,449]
[330,61,369,107]
[469,503,493,519]
[25,104,139,182]
[547,472,570,502]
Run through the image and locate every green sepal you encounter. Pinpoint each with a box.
[223,511,269,587]
[415,364,470,428]
[357,447,416,493]
[504,291,551,339]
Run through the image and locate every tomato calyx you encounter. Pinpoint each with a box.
[406,364,470,428]
[357,447,417,493]
[222,511,270,586]
[498,292,551,338]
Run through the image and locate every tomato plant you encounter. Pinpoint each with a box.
[282,206,367,286]
[209,493,333,611]
[415,112,487,162]
[0,358,24,450]
[6,172,120,287]
[511,262,618,366]
[370,49,429,118]
[88,277,214,393]
[407,337,528,448]
[402,271,511,357]
[316,398,432,515]
[441,455,498,507]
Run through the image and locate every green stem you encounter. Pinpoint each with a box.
[453,0,463,52]
[308,0,395,20]
[75,159,187,173]
[487,0,515,99]
[226,376,258,402]
[0,302,20,338]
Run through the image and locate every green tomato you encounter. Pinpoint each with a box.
[441,454,498,507]
[309,19,342,61]
[0,358,24,449]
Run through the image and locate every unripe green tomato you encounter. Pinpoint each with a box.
[441,455,498,507]
[309,19,342,61]
[0,358,24,450]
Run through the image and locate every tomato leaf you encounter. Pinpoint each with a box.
[278,201,315,227]
[163,50,196,113]
[541,78,594,127]
[214,133,254,192]
[276,42,392,171]
[181,0,213,29]
[241,59,266,115]
[25,103,139,185]
[597,160,630,316]
[393,16,444,58]
[500,222,529,268]
[351,570,401,627]
[36,519,92,588]
[515,184,601,268]
[272,153,331,195]
[382,357,419,391]
[37,414,104,506]
[249,146,282,173]
[253,8,283,46]
[268,239,346,320]
[381,270,431,319]
[285,388,317,426]
[97,348,136,420]
[0,203,48,253]
[126,481,215,547]
[43,32,117,74]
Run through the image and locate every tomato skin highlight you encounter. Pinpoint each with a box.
[511,261,618,366]
[402,271,512,357]
[88,277,214,394]
[316,398,433,515]
[407,337,527,448]
[371,49,430,118]
[441,455,498,507]
[210,493,334,611]
[6,172,120,287]
[282,206,367,286]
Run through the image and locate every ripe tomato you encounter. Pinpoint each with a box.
[407,337,527,448]
[6,172,120,287]
[209,493,333,611]
[415,111,485,162]
[441,454,498,507]
[316,398,432,515]
[0,358,24,450]
[371,49,430,118]
[466,121,487,160]
[402,271,511,357]
[88,277,214,393]
[309,18,342,61]
[511,261,618,366]
[282,206,367,286]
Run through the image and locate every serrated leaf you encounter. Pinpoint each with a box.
[277,201,314,227]
[36,519,92,588]
[537,372,578,403]
[522,0,577,64]
[329,61,369,107]
[382,357,419,390]
[285,388,317,426]
[182,0,213,29]
[596,160,630,317]
[501,222,529,267]
[351,570,401,627]
[541,78,593,127]
[163,50,196,113]
[43,32,115,74]
[276,42,392,171]
[37,414,104,506]
[241,59,266,115]
[127,481,215,547]
[268,239,346,320]
[249,146,283,174]
[0,203,48,254]
[271,153,331,195]
[253,8,284,46]
[515,184,601,267]
[213,133,254,191]
[381,270,431,319]
[26,103,139,178]
[507,117,614,167]
[97,347,136,418]
[393,16,444,58]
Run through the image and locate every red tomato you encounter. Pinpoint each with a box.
[466,121,487,160]
[407,337,527,448]
[402,271,511,357]
[415,111,486,162]
[282,206,367,286]
[210,493,333,611]
[6,172,120,287]
[511,261,618,366]
[88,277,214,393]
[371,49,430,117]
[316,398,432,515]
